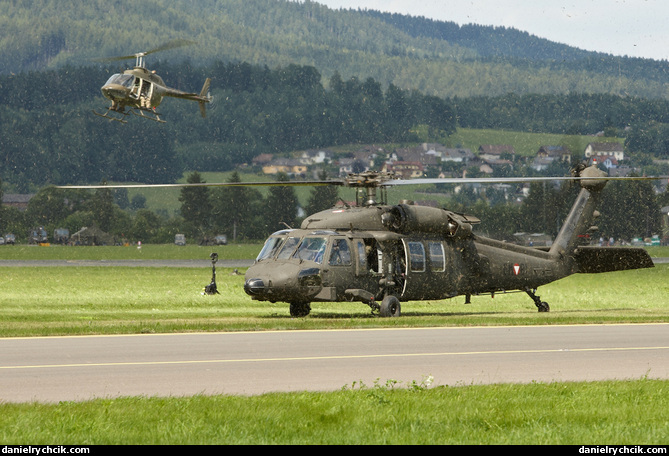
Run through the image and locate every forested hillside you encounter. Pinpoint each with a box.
[2,0,668,100]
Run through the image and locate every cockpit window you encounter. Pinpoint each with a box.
[276,237,301,259]
[292,237,327,264]
[256,237,285,261]
[104,74,135,88]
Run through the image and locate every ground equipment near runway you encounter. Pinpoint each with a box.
[203,253,220,295]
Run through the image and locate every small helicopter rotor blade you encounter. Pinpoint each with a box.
[94,54,139,63]
[94,39,197,63]
[143,39,196,57]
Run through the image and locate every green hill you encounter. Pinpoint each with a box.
[2,0,668,100]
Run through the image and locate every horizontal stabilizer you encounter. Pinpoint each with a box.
[574,246,654,273]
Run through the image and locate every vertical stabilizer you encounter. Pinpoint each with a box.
[549,165,608,259]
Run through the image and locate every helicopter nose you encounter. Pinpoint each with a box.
[101,84,129,101]
[244,278,266,296]
[244,264,323,301]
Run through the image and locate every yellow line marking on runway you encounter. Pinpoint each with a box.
[2,346,668,370]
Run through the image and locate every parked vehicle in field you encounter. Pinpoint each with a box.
[53,228,70,244]
[4,233,15,245]
[174,234,186,246]
[214,235,228,245]
[28,227,48,244]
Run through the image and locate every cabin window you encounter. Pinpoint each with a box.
[292,237,327,264]
[407,241,426,272]
[428,242,446,272]
[256,237,285,261]
[276,237,301,259]
[356,241,367,269]
[329,239,352,266]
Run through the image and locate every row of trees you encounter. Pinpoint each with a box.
[1,170,663,245]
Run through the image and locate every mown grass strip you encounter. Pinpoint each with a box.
[0,264,667,337]
[0,379,666,444]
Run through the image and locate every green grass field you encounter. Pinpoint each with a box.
[0,244,667,444]
[0,244,667,336]
[1,379,667,444]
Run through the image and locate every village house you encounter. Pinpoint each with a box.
[1,194,32,211]
[478,144,516,161]
[299,149,333,165]
[382,161,424,179]
[537,145,572,162]
[252,153,274,168]
[584,142,625,162]
[337,157,365,176]
[530,145,572,171]
[262,157,308,177]
[439,148,475,164]
[395,147,440,168]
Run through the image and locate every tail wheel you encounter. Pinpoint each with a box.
[380,296,401,317]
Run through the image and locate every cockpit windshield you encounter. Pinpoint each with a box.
[104,74,135,88]
[256,234,329,264]
[256,236,285,261]
[292,237,327,264]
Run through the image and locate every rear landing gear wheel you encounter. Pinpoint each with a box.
[525,288,550,313]
[380,295,401,317]
[290,302,311,317]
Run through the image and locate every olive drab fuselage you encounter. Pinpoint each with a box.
[244,206,570,306]
[244,166,655,317]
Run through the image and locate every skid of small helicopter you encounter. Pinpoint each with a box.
[92,106,166,123]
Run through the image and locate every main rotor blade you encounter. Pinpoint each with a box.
[387,175,667,186]
[55,180,344,190]
[54,174,667,190]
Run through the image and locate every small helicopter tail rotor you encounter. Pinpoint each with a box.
[198,78,212,118]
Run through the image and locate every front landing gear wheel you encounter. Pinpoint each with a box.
[290,302,311,317]
[380,296,401,317]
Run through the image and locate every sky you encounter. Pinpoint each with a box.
[311,0,669,61]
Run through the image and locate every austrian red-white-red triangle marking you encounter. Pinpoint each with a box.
[513,263,520,275]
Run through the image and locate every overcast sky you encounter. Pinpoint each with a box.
[311,0,669,61]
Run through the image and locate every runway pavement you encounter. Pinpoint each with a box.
[1,324,667,403]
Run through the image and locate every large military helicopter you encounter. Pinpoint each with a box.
[242,164,656,317]
[93,39,212,123]
[59,164,658,318]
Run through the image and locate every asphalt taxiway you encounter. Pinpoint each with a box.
[1,324,667,403]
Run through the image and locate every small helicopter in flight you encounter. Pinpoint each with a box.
[58,164,658,318]
[93,39,212,123]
